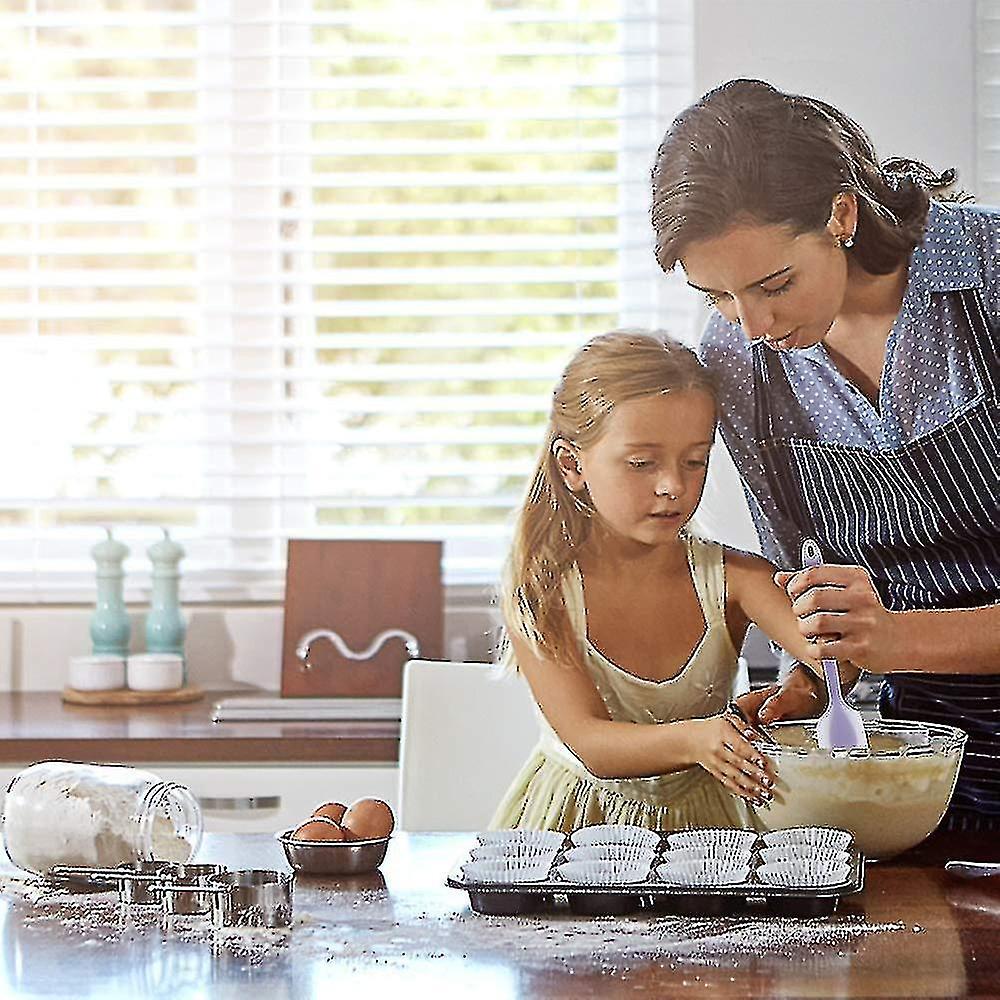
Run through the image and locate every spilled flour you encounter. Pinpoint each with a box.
[0,873,907,975]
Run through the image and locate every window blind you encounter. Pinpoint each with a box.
[0,0,695,602]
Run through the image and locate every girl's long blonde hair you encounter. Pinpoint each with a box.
[499,330,716,672]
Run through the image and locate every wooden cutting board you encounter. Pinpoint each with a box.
[62,685,204,706]
[279,539,443,698]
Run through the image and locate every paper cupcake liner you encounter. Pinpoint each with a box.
[761,827,852,852]
[665,828,759,853]
[662,844,754,866]
[757,845,851,868]
[755,859,851,888]
[556,859,651,885]
[469,844,560,865]
[476,829,566,851]
[569,824,661,850]
[655,859,752,887]
[461,858,554,884]
[562,844,657,865]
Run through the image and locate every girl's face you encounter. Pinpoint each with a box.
[559,389,716,550]
[680,221,849,352]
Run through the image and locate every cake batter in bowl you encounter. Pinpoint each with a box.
[750,719,967,859]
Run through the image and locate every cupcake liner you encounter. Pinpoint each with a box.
[761,827,852,852]
[757,845,851,868]
[662,844,754,866]
[666,828,759,853]
[556,859,651,885]
[563,844,657,865]
[755,859,852,888]
[461,857,554,884]
[476,829,566,851]
[655,859,752,887]
[469,844,560,865]
[569,824,661,850]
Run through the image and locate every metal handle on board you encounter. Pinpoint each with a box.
[198,795,281,811]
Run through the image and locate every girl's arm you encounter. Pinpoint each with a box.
[507,629,773,802]
[775,563,1000,674]
[724,549,862,717]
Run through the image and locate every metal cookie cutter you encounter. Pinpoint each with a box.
[50,861,180,905]
[158,869,294,929]
[156,863,226,915]
[210,869,294,929]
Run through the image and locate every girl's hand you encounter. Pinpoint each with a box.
[757,665,824,724]
[684,714,775,805]
[774,563,897,671]
[734,684,780,727]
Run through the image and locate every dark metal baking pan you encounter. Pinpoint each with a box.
[447,830,864,918]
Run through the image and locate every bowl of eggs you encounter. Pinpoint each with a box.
[276,797,395,875]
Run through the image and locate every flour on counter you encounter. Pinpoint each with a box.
[0,872,907,975]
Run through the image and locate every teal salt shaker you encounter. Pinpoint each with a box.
[146,529,187,672]
[90,528,131,657]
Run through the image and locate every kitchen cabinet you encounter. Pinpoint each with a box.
[0,763,397,834]
[153,763,396,833]
[0,691,400,833]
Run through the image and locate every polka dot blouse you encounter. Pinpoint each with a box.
[698,201,1000,571]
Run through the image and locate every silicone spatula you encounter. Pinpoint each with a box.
[799,538,870,752]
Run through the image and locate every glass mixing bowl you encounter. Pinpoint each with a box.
[750,719,967,860]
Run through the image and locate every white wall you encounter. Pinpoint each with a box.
[693,0,977,197]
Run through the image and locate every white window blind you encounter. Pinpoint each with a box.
[979,0,1000,204]
[0,0,694,602]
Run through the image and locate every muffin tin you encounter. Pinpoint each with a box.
[447,825,863,917]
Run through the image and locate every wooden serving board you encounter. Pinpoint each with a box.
[280,539,443,699]
[61,685,204,707]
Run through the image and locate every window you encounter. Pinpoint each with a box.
[1,0,694,601]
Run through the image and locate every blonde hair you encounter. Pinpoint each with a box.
[499,329,716,672]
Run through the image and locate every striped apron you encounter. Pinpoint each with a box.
[751,287,1000,828]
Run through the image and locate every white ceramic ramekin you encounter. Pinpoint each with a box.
[68,655,126,691]
[127,653,184,691]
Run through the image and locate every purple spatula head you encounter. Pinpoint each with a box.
[799,539,870,752]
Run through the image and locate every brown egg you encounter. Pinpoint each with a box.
[292,817,349,842]
[342,797,395,840]
[312,801,347,824]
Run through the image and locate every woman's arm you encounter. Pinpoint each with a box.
[776,563,1000,674]
[508,630,774,801]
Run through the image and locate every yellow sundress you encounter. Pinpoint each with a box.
[490,534,759,833]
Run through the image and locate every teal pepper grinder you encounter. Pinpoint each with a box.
[90,528,131,657]
[145,528,187,668]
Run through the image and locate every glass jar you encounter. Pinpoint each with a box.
[1,761,202,874]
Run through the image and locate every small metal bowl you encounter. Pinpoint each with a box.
[276,829,391,875]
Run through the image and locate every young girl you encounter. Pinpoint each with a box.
[491,329,837,833]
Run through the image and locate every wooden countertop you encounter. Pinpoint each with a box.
[0,691,399,764]
[1,828,999,997]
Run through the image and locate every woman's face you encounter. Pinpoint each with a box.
[680,222,849,352]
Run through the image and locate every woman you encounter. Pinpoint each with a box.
[651,78,1000,830]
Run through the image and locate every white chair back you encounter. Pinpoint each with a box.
[398,659,539,831]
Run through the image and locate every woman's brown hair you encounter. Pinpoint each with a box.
[651,79,969,276]
[498,330,716,672]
